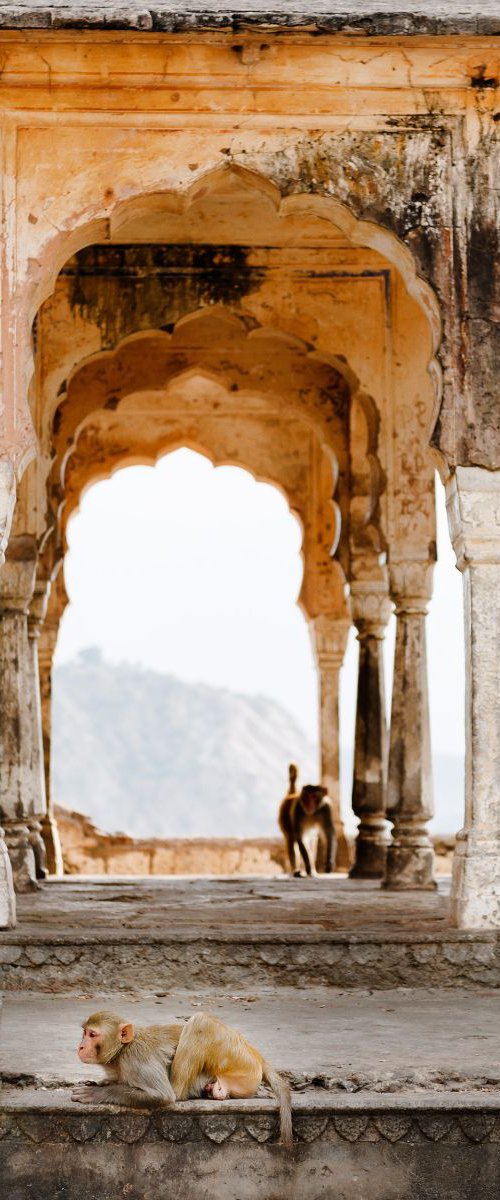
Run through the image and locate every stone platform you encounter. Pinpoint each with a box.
[3,880,500,1197]
[2,987,500,1199]
[2,875,500,991]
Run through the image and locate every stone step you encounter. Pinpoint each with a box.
[3,875,500,991]
[3,988,500,1198]
[2,927,500,991]
[2,1088,500,1200]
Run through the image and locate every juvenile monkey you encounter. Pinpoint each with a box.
[73,1010,292,1147]
[279,766,336,877]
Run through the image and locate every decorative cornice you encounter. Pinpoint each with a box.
[1,1100,500,1146]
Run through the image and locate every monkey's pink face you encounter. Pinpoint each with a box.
[78,1026,102,1064]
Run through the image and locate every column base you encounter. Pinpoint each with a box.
[0,829,16,927]
[349,837,387,880]
[27,817,48,879]
[450,834,500,928]
[383,841,436,890]
[4,820,40,892]
[41,813,64,876]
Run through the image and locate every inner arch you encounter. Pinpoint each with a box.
[54,448,319,838]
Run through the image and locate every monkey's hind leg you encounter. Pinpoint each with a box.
[170,1015,211,1100]
[298,838,314,876]
[285,833,300,876]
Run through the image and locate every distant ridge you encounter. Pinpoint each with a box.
[53,650,319,838]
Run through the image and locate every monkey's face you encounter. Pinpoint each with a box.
[301,785,327,814]
[78,1025,103,1063]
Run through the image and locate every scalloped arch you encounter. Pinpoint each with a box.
[24,161,442,468]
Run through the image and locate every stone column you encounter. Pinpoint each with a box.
[311,615,351,867]
[349,585,391,879]
[0,466,18,923]
[384,560,436,890]
[0,540,47,891]
[26,585,51,879]
[447,468,500,928]
[37,603,64,876]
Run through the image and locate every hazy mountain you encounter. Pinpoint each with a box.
[52,650,462,838]
[52,650,319,837]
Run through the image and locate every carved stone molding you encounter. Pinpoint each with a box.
[1,1104,500,1147]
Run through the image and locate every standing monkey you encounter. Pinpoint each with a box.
[279,765,336,876]
[73,1010,292,1147]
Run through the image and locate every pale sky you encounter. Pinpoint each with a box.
[56,449,465,828]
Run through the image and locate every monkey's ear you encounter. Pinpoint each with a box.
[320,786,328,796]
[119,1023,135,1044]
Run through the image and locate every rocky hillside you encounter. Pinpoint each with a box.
[52,651,318,838]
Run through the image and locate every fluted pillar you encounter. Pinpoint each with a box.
[349,586,391,879]
[384,561,436,890]
[312,615,351,868]
[37,601,64,875]
[0,540,47,891]
[447,468,500,928]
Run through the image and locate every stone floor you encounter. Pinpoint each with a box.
[2,985,500,1093]
[14,874,452,937]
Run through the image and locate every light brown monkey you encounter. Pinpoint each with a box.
[73,1010,292,1147]
[279,767,336,877]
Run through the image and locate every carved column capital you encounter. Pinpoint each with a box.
[311,615,350,672]
[446,466,500,570]
[389,558,434,616]
[351,583,392,639]
[0,539,37,614]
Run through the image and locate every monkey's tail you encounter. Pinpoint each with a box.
[262,1062,293,1148]
[288,763,298,793]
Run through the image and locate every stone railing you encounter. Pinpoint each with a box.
[54,806,453,877]
[55,806,290,876]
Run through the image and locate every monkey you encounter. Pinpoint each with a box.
[279,766,336,877]
[72,1010,293,1147]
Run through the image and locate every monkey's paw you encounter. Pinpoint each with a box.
[71,1085,116,1106]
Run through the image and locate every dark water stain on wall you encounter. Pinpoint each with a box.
[63,244,266,348]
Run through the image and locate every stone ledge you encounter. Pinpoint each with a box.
[0,2,499,36]
[2,1089,500,1146]
[2,934,500,991]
